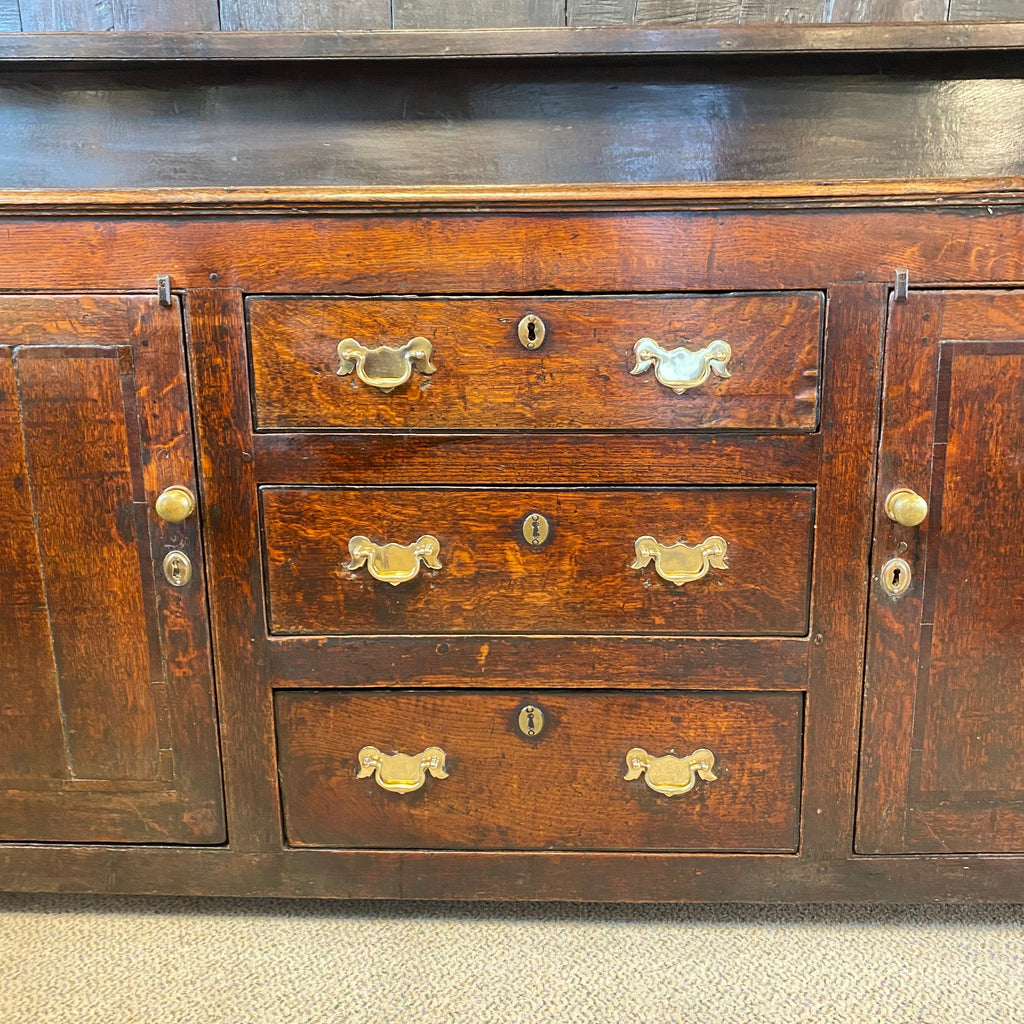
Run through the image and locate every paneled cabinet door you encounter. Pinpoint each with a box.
[0,296,225,843]
[858,291,1024,854]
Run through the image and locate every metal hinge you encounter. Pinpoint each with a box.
[157,274,172,307]
[894,269,909,302]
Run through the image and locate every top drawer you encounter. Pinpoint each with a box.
[248,292,822,432]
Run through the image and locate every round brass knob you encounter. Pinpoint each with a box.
[155,485,196,524]
[884,488,928,527]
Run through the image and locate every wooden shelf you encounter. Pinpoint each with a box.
[2,22,1024,64]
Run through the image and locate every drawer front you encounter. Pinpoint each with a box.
[262,487,815,636]
[275,690,803,852]
[249,293,822,432]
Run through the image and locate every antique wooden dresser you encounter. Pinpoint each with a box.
[2,24,1024,900]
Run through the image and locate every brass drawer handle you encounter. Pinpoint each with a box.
[357,746,449,794]
[624,747,717,797]
[345,534,442,586]
[336,336,436,393]
[630,337,732,394]
[632,535,728,586]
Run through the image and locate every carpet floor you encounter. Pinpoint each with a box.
[2,895,1023,1023]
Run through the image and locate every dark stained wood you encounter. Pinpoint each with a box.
[951,0,1023,17]
[856,293,942,856]
[262,486,815,636]
[830,0,947,20]
[219,0,389,31]
[633,0,829,23]
[266,636,810,690]
[17,0,218,30]
[0,296,224,844]
[5,68,1024,188]
[13,345,159,781]
[0,349,66,783]
[7,24,1024,63]
[800,285,885,859]
[393,0,562,28]
[858,292,1024,854]
[249,293,822,433]
[184,289,280,852]
[275,690,803,851]
[253,432,821,486]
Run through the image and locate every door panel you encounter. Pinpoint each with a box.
[858,291,1024,854]
[0,296,225,843]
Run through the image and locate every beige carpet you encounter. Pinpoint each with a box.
[2,895,1022,1023]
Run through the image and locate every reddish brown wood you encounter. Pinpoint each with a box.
[253,432,821,486]
[261,487,815,637]
[265,635,810,690]
[800,284,885,859]
[0,296,224,843]
[4,208,1024,295]
[185,289,280,852]
[275,690,803,851]
[249,293,822,433]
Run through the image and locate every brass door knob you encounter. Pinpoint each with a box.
[884,488,928,527]
[155,485,197,523]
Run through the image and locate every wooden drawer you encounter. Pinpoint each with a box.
[248,292,822,432]
[275,690,803,852]
[261,486,815,636]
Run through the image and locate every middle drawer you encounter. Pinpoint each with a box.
[261,486,814,636]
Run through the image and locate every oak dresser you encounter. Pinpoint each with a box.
[2,26,1024,900]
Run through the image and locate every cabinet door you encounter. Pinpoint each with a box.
[0,296,224,843]
[858,291,1024,854]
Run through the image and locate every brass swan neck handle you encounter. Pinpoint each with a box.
[357,746,449,794]
[345,535,442,586]
[624,747,718,796]
[337,336,436,393]
[630,337,732,394]
[632,535,728,586]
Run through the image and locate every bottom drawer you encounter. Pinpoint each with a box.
[275,690,802,852]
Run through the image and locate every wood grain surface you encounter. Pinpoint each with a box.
[0,296,224,843]
[261,486,815,636]
[275,689,803,851]
[4,67,1024,188]
[249,293,822,433]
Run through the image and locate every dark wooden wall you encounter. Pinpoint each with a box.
[0,0,1019,32]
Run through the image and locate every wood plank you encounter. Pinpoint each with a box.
[634,0,829,23]
[567,0,633,26]
[4,68,1024,190]
[14,346,159,782]
[799,285,885,859]
[0,0,20,30]
[829,0,947,20]
[19,0,113,30]
[185,289,279,852]
[252,432,822,486]
[220,0,390,30]
[393,0,563,28]
[0,349,66,782]
[856,293,944,855]
[276,690,803,852]
[6,24,1024,63]
[950,0,1023,18]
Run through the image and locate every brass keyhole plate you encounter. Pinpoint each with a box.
[880,556,911,597]
[517,314,546,350]
[517,705,544,737]
[522,512,551,547]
